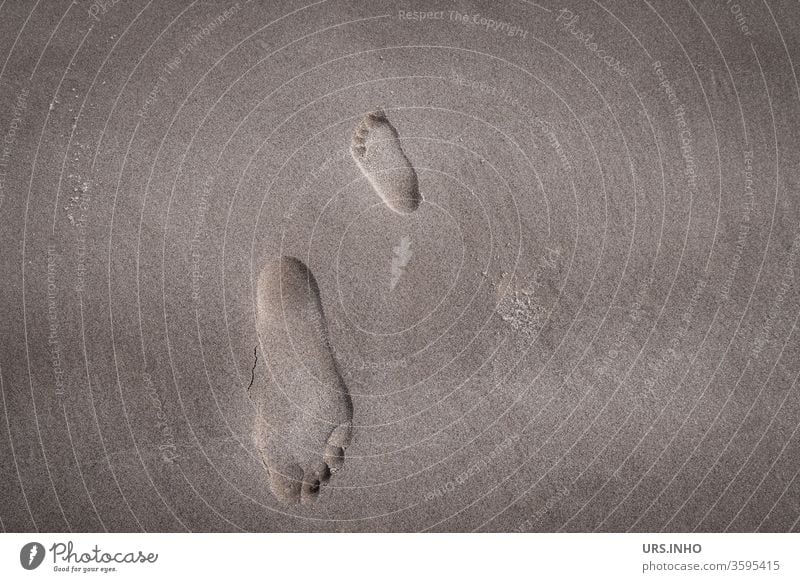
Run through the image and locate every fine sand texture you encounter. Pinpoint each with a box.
[1,0,800,532]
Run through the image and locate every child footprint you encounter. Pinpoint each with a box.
[350,109,422,214]
[252,256,353,504]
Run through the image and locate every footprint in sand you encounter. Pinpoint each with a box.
[350,109,421,214]
[252,256,353,504]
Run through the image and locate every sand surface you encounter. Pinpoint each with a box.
[0,0,799,531]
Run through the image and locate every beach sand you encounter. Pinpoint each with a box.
[0,0,799,532]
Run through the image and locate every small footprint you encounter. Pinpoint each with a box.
[252,256,353,504]
[350,109,421,214]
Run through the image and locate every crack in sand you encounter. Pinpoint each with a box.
[247,345,257,394]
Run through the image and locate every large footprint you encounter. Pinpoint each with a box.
[252,256,353,504]
[350,109,421,214]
